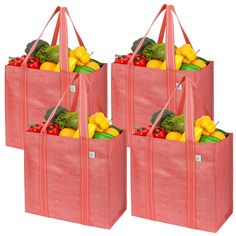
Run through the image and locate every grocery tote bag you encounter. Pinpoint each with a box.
[112,4,214,146]
[5,6,107,149]
[24,74,126,229]
[131,77,233,232]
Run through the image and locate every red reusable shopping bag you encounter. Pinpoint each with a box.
[131,77,233,232]
[112,4,214,146]
[24,74,126,229]
[5,7,107,149]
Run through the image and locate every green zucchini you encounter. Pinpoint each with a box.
[199,135,221,143]
[180,64,201,71]
[74,66,95,73]
[93,132,115,140]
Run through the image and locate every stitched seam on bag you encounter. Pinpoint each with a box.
[213,144,217,230]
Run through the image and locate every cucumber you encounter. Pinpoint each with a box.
[74,66,95,73]
[93,132,115,140]
[196,56,209,65]
[180,64,201,71]
[109,125,122,133]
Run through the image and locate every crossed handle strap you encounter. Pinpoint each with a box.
[38,73,90,225]
[145,76,196,228]
[126,4,192,146]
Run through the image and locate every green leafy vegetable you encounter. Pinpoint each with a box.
[45,45,60,64]
[44,106,68,123]
[150,109,174,126]
[35,44,51,63]
[142,43,168,61]
[161,114,185,133]
[54,111,78,130]
[131,37,155,54]
[25,39,50,57]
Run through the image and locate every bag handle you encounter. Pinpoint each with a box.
[51,7,85,48]
[38,73,90,224]
[126,5,191,146]
[157,5,191,45]
[144,76,196,228]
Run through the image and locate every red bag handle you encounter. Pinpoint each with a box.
[51,7,85,48]
[38,73,90,224]
[157,5,191,45]
[144,76,196,228]
[126,5,192,146]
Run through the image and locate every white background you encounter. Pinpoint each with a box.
[0,0,235,235]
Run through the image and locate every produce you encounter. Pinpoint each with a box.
[46,123,60,136]
[134,127,150,136]
[180,64,201,71]
[54,57,77,72]
[146,59,162,69]
[74,65,95,73]
[74,46,90,64]
[150,109,174,126]
[191,59,206,69]
[142,43,169,61]
[152,126,166,139]
[44,45,60,64]
[25,39,50,57]
[161,114,185,133]
[89,112,110,132]
[131,37,156,54]
[176,44,196,64]
[8,55,41,69]
[195,116,216,135]
[196,56,209,65]
[215,128,229,137]
[179,127,203,142]
[44,106,68,123]
[199,135,221,143]
[40,62,57,71]
[210,131,226,141]
[54,111,78,130]
[104,127,120,137]
[90,59,103,67]
[109,125,122,133]
[85,61,100,71]
[165,131,182,141]
[160,55,184,70]
[115,53,147,67]
[73,123,97,139]
[27,122,45,133]
[93,132,115,140]
[59,128,76,138]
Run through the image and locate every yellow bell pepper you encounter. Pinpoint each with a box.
[160,55,184,70]
[54,57,78,72]
[73,123,97,139]
[89,112,110,132]
[74,46,90,64]
[195,116,216,135]
[165,131,182,141]
[104,127,119,137]
[176,44,197,64]
[179,127,203,142]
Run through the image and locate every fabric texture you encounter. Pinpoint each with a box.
[24,71,126,229]
[5,6,107,149]
[131,76,233,232]
[112,4,214,146]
